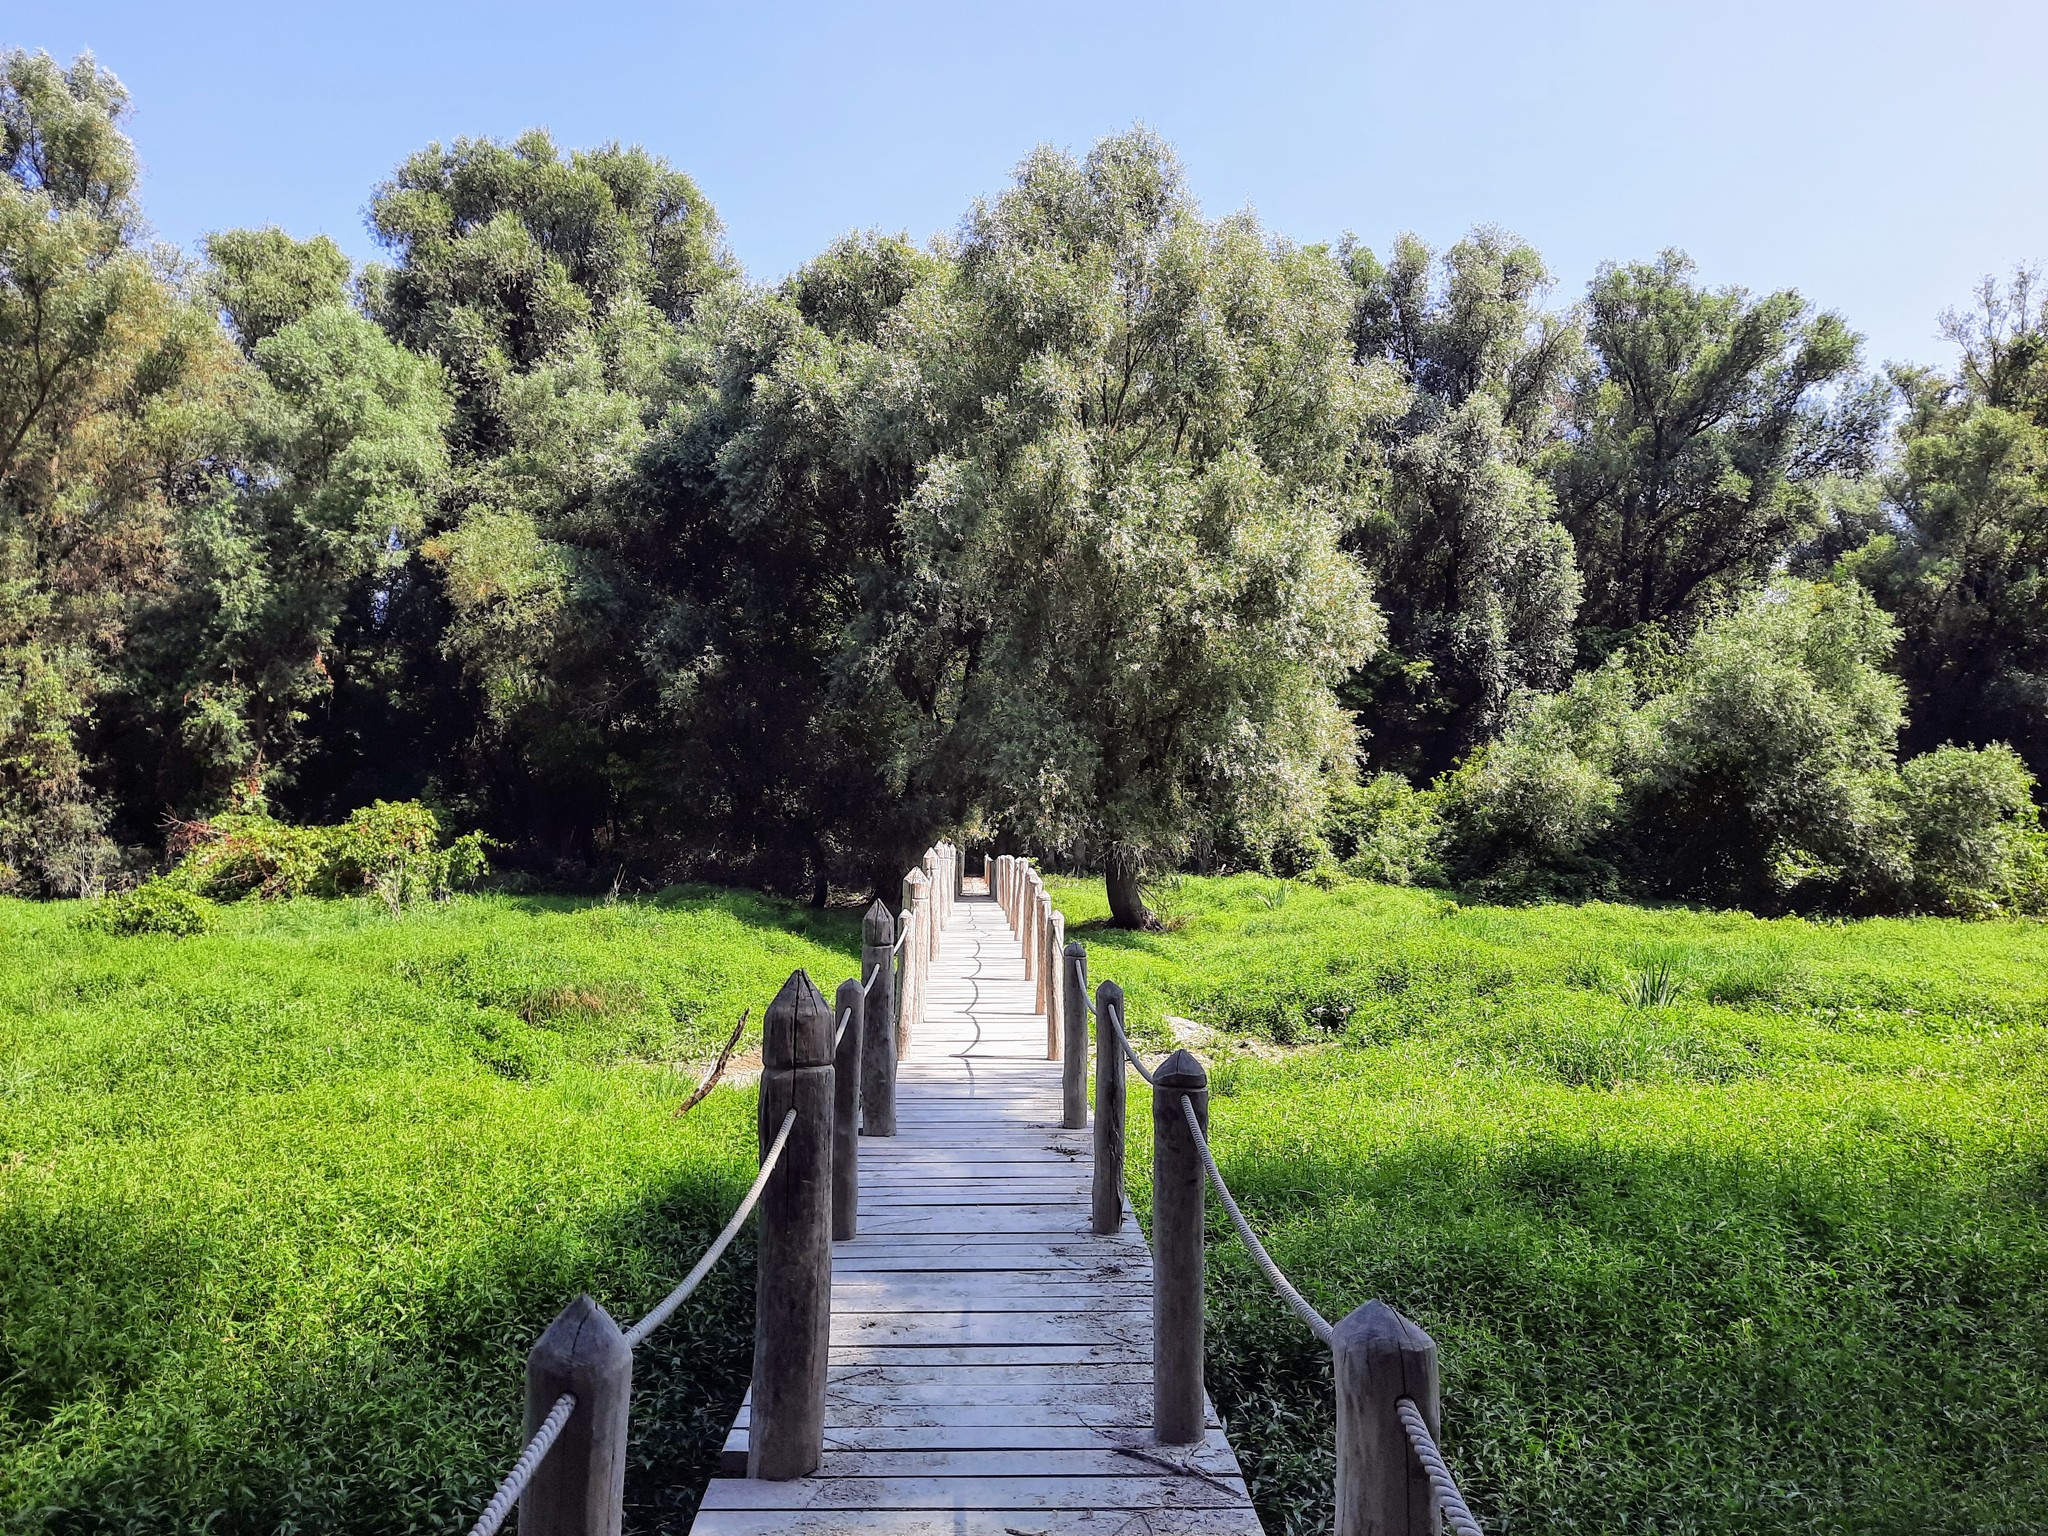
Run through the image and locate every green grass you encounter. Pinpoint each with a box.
[1056,873,2048,1536]
[0,887,860,1535]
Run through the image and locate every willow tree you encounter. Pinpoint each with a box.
[1344,227,1583,776]
[905,131,1388,927]
[0,50,232,889]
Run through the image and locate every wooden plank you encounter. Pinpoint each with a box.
[734,1401,1212,1429]
[700,1474,1250,1512]
[728,1425,1232,1453]
[690,1509,1265,1536]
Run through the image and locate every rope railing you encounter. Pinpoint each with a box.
[1103,998,1160,1085]
[1178,1094,1333,1344]
[622,1107,797,1350]
[462,841,962,1536]
[464,1391,577,1536]
[1025,850,1488,1536]
[464,1108,799,1535]
[1399,1397,1485,1536]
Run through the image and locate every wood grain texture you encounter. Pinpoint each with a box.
[691,890,1264,1533]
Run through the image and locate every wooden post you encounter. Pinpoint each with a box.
[1046,905,1064,1061]
[1091,979,1126,1235]
[750,971,833,1480]
[1034,883,1053,1021]
[999,855,1014,926]
[519,1294,631,1536]
[922,849,939,941]
[1333,1301,1442,1536]
[898,869,925,1059]
[1152,1048,1209,1444]
[1020,868,1038,989]
[831,975,863,1241]
[860,900,896,1138]
[953,841,965,902]
[1061,941,1089,1129]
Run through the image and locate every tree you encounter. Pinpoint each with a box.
[1548,251,1882,651]
[905,131,1387,926]
[1343,229,1582,775]
[322,129,741,867]
[0,50,232,889]
[115,230,449,812]
[1842,272,2048,776]
[628,234,947,899]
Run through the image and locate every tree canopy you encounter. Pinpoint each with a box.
[3,45,2045,923]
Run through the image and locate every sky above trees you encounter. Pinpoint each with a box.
[8,0,2046,371]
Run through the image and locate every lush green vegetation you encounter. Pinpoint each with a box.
[8,48,2048,929]
[1058,874,2048,1535]
[0,889,859,1534]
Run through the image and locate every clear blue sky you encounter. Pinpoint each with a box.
[11,0,2045,370]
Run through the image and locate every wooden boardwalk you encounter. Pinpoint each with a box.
[691,889,1264,1535]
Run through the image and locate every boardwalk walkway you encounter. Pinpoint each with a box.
[691,888,1264,1535]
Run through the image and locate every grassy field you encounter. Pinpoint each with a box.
[0,888,860,1535]
[1054,874,2048,1535]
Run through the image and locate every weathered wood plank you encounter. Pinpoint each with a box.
[690,1509,1265,1536]
[699,1473,1249,1511]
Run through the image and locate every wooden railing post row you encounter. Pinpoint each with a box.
[1333,1301,1443,1536]
[860,900,897,1137]
[518,1294,632,1536]
[749,971,834,1480]
[1042,890,1061,1060]
[898,868,925,1058]
[831,975,863,1241]
[1152,1048,1209,1444]
[1090,978,1126,1235]
[1060,941,1088,1129]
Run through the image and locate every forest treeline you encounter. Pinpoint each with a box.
[7,48,2048,923]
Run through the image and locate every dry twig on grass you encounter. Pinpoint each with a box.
[676,1009,747,1115]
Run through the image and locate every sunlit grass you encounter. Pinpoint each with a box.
[1058,874,2048,1535]
[0,888,860,1534]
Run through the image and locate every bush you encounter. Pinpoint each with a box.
[1322,773,1443,883]
[78,879,214,936]
[1437,582,2048,916]
[168,800,492,910]
[1888,743,2048,915]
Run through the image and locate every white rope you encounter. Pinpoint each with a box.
[833,1005,853,1054]
[1180,1094,1334,1345]
[1399,1397,1485,1536]
[464,1391,576,1536]
[621,1107,797,1350]
[861,962,882,997]
[1104,1001,1160,1086]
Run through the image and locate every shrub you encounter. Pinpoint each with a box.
[78,879,214,936]
[1435,582,2048,916]
[1322,773,1443,883]
[1888,743,2048,915]
[168,801,492,909]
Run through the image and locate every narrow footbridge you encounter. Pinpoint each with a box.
[465,846,1485,1536]
[696,886,1258,1535]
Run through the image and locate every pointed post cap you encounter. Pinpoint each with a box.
[763,969,833,1069]
[863,898,895,945]
[1154,1046,1208,1092]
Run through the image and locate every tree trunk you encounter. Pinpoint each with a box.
[807,838,829,909]
[1104,847,1160,931]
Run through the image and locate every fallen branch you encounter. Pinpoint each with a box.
[676,1009,747,1115]
[1111,1444,1240,1496]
